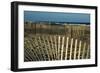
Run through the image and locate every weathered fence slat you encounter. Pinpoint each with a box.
[61,36,65,60]
[65,37,69,60]
[78,41,82,59]
[74,39,78,59]
[58,36,61,60]
[70,38,73,60]
[82,43,86,59]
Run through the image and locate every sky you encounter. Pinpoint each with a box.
[24,11,90,24]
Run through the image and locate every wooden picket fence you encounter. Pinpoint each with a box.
[24,35,90,62]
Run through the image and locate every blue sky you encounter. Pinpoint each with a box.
[24,11,90,24]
